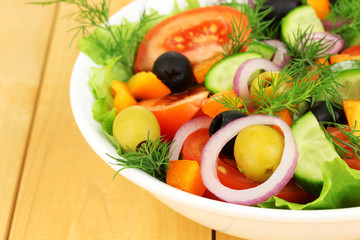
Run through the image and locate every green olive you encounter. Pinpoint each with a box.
[233,125,284,183]
[113,105,161,150]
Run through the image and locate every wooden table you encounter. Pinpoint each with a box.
[1,0,244,239]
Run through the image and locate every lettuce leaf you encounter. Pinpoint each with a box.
[89,57,132,108]
[92,97,120,149]
[259,157,360,210]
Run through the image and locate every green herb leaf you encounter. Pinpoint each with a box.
[109,136,173,182]
[326,0,360,46]
[221,0,276,56]
[321,122,360,159]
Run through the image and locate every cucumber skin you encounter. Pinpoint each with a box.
[281,5,324,46]
[291,112,339,195]
[245,40,276,60]
[336,69,360,100]
[330,60,360,72]
[204,52,262,94]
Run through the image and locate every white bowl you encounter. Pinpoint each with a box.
[70,0,360,239]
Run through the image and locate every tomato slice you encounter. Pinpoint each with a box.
[181,128,316,204]
[341,44,360,56]
[138,87,209,141]
[134,5,248,72]
[182,128,209,165]
[326,126,360,170]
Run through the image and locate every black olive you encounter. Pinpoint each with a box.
[209,111,247,157]
[310,101,347,126]
[263,0,301,24]
[152,51,195,93]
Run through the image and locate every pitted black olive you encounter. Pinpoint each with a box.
[263,0,301,24]
[209,111,247,157]
[152,51,195,93]
[310,101,347,126]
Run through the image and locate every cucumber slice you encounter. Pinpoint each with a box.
[291,112,339,195]
[204,52,263,94]
[335,69,360,100]
[245,40,277,60]
[328,60,360,100]
[330,60,360,72]
[281,5,324,46]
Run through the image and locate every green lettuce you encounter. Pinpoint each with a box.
[89,57,132,108]
[259,157,360,210]
[92,97,119,149]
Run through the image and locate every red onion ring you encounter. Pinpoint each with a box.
[169,116,212,161]
[233,58,281,99]
[322,17,349,32]
[200,115,298,205]
[263,39,292,68]
[302,32,345,55]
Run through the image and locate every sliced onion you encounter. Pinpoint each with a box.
[233,58,281,100]
[322,17,348,32]
[169,116,212,161]
[263,39,292,68]
[302,32,345,55]
[200,115,298,205]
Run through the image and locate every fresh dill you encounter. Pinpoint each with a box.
[31,0,111,44]
[109,136,173,182]
[221,0,276,56]
[321,122,360,160]
[326,0,360,46]
[216,28,343,117]
[31,0,156,73]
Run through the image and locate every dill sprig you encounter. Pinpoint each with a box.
[31,0,156,73]
[326,0,360,46]
[321,122,360,160]
[215,28,343,117]
[84,10,156,72]
[221,0,276,56]
[31,0,111,43]
[109,136,173,182]
[216,62,341,117]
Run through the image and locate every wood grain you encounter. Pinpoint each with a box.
[8,1,212,239]
[0,0,56,239]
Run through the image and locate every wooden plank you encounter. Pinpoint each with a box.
[217,232,247,240]
[0,0,56,239]
[9,1,211,239]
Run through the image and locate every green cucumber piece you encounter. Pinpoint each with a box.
[330,60,360,72]
[335,69,360,100]
[245,40,277,60]
[317,60,360,102]
[328,61,360,100]
[291,111,339,195]
[281,5,324,46]
[204,52,263,94]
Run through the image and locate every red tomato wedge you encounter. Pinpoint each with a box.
[138,87,209,141]
[341,44,360,56]
[326,126,360,170]
[181,128,317,204]
[134,5,248,72]
[182,128,209,165]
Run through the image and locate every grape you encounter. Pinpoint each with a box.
[113,105,160,150]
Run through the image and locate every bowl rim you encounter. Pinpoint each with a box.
[69,0,360,225]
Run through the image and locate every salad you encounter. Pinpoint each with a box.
[40,0,360,210]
